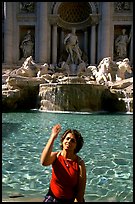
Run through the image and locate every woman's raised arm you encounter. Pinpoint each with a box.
[40,124,61,166]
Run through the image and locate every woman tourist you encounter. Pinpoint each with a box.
[40,124,86,202]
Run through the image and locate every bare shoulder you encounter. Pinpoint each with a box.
[51,151,61,162]
[51,151,58,158]
[77,156,86,178]
[77,156,85,166]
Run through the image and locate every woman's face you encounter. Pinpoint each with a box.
[62,133,77,152]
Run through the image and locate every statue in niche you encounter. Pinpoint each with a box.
[20,2,35,13]
[20,30,34,58]
[115,29,131,59]
[64,28,83,65]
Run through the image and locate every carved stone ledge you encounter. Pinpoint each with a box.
[16,14,37,22]
[113,15,133,22]
[48,14,100,29]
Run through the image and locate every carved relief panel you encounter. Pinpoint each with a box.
[114,2,131,13]
[19,2,35,13]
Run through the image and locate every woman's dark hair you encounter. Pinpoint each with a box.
[60,129,84,153]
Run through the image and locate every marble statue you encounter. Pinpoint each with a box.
[90,66,109,85]
[77,62,87,75]
[20,30,34,58]
[22,55,34,68]
[97,57,113,82]
[36,63,49,77]
[116,58,132,80]
[115,29,131,59]
[9,56,37,77]
[60,61,70,75]
[64,28,83,65]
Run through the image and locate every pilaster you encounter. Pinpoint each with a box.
[90,25,96,65]
[52,24,58,64]
[4,2,14,64]
[36,2,48,63]
[99,2,112,60]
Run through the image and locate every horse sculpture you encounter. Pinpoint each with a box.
[9,56,37,77]
[116,58,132,80]
[97,57,113,82]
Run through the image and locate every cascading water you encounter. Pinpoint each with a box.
[122,90,132,113]
[38,80,128,113]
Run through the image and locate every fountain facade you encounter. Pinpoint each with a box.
[2,2,133,113]
[2,2,133,65]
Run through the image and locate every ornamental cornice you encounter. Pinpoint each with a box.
[113,15,133,22]
[48,14,100,29]
[16,14,36,22]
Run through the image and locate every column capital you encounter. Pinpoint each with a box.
[48,14,59,26]
[89,14,100,26]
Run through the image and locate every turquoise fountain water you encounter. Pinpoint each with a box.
[2,111,133,202]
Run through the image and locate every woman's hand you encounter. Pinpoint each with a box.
[51,124,61,139]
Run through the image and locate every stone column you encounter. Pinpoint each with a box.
[4,2,14,64]
[52,24,57,64]
[129,26,133,65]
[90,25,96,65]
[99,2,112,60]
[37,2,48,63]
[84,30,88,54]
[61,30,64,52]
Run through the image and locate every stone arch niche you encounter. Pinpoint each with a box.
[49,2,100,65]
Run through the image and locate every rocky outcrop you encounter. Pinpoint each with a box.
[109,77,133,112]
[2,76,45,112]
[2,68,133,113]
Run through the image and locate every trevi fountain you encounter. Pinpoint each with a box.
[2,3,133,202]
[2,28,133,113]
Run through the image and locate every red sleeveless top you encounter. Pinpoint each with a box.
[50,153,80,200]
